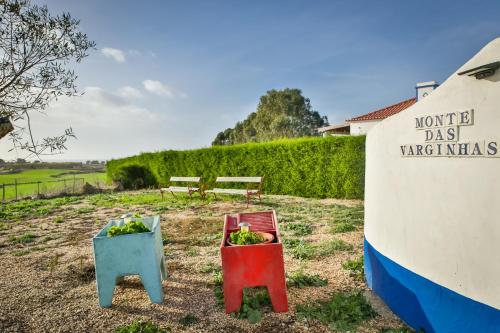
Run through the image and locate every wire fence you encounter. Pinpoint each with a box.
[1,176,87,203]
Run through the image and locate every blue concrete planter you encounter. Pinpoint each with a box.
[92,215,167,307]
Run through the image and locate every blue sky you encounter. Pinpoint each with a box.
[2,0,500,161]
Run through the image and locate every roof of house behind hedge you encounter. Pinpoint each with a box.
[347,97,416,122]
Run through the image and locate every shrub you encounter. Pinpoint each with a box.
[107,136,365,199]
[296,291,376,331]
[112,164,157,190]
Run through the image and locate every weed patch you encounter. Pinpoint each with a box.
[199,262,220,274]
[290,240,317,260]
[231,287,272,324]
[9,233,37,244]
[115,321,170,333]
[317,239,353,256]
[380,328,418,333]
[332,222,356,233]
[296,291,376,331]
[286,270,328,288]
[284,223,313,236]
[53,216,64,224]
[179,314,198,326]
[343,257,364,280]
[287,238,352,260]
[331,205,364,225]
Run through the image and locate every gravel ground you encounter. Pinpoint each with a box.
[0,192,406,332]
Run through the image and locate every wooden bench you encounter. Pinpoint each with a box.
[160,177,204,199]
[205,177,263,205]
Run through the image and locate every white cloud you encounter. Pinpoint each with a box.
[0,86,164,160]
[118,86,143,99]
[143,80,175,98]
[101,47,126,63]
[142,80,187,99]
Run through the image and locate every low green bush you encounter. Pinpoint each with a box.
[107,136,365,199]
[112,164,156,190]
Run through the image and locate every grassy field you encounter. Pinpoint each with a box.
[0,169,107,201]
[0,191,412,333]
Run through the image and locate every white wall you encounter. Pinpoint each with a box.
[349,120,380,135]
[365,38,500,309]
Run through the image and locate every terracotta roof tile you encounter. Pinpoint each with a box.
[347,97,416,122]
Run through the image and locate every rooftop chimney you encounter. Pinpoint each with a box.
[416,81,439,101]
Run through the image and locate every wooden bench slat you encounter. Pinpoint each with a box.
[205,188,259,195]
[215,177,262,183]
[170,176,201,182]
[161,186,199,192]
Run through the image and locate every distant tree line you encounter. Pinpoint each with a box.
[212,88,328,146]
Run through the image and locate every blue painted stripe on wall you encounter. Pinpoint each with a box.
[364,238,500,333]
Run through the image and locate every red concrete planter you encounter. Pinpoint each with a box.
[220,211,288,313]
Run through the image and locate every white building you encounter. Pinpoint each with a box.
[318,81,439,136]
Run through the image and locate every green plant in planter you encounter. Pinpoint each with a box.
[107,220,150,237]
[229,230,264,245]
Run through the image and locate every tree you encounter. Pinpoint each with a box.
[0,0,95,157]
[212,88,328,145]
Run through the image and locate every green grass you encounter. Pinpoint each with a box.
[287,238,353,260]
[9,233,37,244]
[284,223,313,236]
[115,321,170,333]
[379,328,418,333]
[53,216,64,224]
[231,287,272,324]
[0,196,79,221]
[286,270,328,288]
[332,222,356,233]
[0,168,107,200]
[343,257,364,280]
[179,314,198,326]
[296,291,376,331]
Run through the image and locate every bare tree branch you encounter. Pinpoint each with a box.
[0,0,95,157]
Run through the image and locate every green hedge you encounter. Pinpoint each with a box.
[106,136,366,199]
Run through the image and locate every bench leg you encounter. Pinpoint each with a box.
[258,192,262,203]
[160,190,164,200]
[170,191,176,199]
